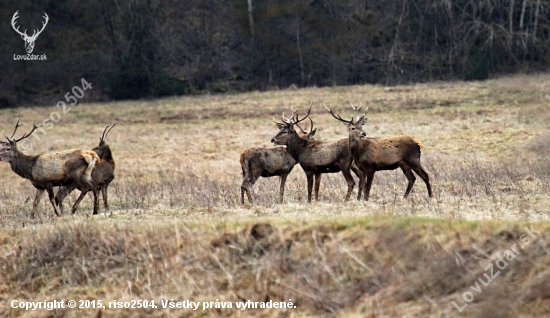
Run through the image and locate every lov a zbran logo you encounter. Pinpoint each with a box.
[11,10,48,60]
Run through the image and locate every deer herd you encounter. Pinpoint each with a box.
[243,103,433,204]
[0,122,116,218]
[0,103,433,218]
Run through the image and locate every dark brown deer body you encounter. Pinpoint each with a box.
[325,105,433,200]
[240,147,297,204]
[56,125,116,214]
[241,116,315,204]
[271,106,356,202]
[0,120,99,217]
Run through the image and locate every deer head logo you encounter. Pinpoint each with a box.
[11,11,49,54]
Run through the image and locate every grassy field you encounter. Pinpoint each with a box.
[0,74,549,317]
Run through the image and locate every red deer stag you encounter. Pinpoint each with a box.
[324,104,433,200]
[55,124,116,214]
[241,110,316,204]
[0,120,99,217]
[270,105,357,202]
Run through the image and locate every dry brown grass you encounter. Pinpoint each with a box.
[0,218,549,317]
[0,74,550,317]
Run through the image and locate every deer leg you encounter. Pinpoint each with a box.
[71,190,88,215]
[92,188,99,215]
[102,185,110,212]
[357,172,365,201]
[31,189,45,219]
[45,186,61,217]
[364,170,375,201]
[240,179,249,204]
[351,163,362,180]
[314,174,322,201]
[400,163,416,198]
[410,162,433,197]
[279,173,289,204]
[306,173,314,203]
[241,176,257,204]
[58,200,65,215]
[341,168,355,201]
[55,183,77,215]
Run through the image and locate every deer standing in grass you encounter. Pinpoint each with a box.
[271,105,357,202]
[55,124,116,214]
[325,104,433,200]
[241,110,316,204]
[0,120,99,217]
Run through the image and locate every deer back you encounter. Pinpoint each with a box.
[32,149,99,183]
[241,147,296,177]
[353,135,423,167]
[286,138,351,170]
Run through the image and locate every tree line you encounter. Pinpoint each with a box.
[1,0,549,107]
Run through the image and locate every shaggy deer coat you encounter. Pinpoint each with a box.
[240,117,316,204]
[55,125,116,214]
[325,105,433,200]
[271,107,356,202]
[0,121,99,217]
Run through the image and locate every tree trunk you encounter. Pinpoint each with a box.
[247,0,255,36]
[296,12,304,86]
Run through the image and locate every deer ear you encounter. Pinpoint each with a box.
[358,117,368,126]
[307,129,317,139]
[276,123,286,130]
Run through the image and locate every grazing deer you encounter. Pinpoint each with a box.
[55,124,116,214]
[271,105,357,202]
[241,110,316,204]
[0,120,99,218]
[325,104,433,200]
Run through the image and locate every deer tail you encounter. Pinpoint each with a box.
[82,153,99,185]
[240,152,249,178]
[412,138,424,151]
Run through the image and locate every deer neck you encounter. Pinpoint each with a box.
[102,147,116,168]
[285,133,308,161]
[10,151,38,180]
[348,135,366,156]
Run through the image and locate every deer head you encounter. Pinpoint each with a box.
[324,103,368,140]
[92,124,116,158]
[0,119,40,162]
[11,11,49,54]
[271,103,312,146]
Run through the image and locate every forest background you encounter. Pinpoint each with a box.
[1,0,549,106]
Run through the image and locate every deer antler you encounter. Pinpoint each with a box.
[275,103,312,128]
[101,124,116,141]
[3,119,23,142]
[324,104,354,124]
[296,116,314,134]
[13,121,41,143]
[351,103,368,123]
[292,103,312,126]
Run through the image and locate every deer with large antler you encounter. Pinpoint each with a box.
[55,124,116,214]
[11,11,49,54]
[241,109,316,204]
[271,104,358,202]
[324,104,433,200]
[0,120,99,218]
